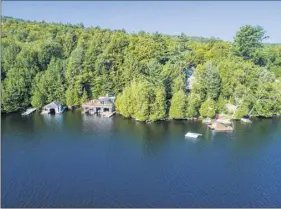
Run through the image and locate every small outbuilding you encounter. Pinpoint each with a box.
[42,101,65,114]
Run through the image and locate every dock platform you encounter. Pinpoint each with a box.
[22,108,37,116]
[208,121,233,132]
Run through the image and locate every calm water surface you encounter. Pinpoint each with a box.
[2,111,281,207]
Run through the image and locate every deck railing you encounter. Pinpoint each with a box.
[82,104,114,107]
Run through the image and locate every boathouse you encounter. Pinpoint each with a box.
[42,101,64,114]
[82,95,116,115]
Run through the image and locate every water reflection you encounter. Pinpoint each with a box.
[111,117,168,156]
[31,113,46,132]
[135,121,170,157]
[232,119,277,149]
[2,112,47,135]
[2,113,281,208]
[112,117,222,156]
[42,113,64,130]
[82,113,114,134]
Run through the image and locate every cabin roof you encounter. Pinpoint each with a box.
[43,101,62,109]
[82,95,115,107]
[98,96,115,104]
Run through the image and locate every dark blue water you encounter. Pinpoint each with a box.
[2,111,281,207]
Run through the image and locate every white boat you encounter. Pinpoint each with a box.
[185,132,202,138]
[241,118,252,123]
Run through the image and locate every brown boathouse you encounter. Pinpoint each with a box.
[82,95,116,115]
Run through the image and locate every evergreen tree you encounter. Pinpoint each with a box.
[216,95,227,113]
[251,82,281,117]
[169,90,187,119]
[117,85,133,118]
[132,81,150,121]
[186,92,201,118]
[31,91,46,108]
[149,86,166,121]
[199,99,216,118]
[205,62,221,100]
[232,25,268,60]
[1,68,34,112]
[66,87,80,107]
[1,17,281,119]
[233,104,249,119]
[80,89,88,104]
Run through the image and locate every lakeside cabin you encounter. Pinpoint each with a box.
[82,95,116,116]
[41,101,65,114]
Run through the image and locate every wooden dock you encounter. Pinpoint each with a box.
[22,108,37,116]
[208,121,233,132]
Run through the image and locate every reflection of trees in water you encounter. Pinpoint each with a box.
[231,118,281,151]
[134,121,170,157]
[3,112,280,157]
[31,112,45,131]
[81,113,114,134]
[2,113,31,134]
[42,112,64,131]
[112,117,218,156]
[62,110,83,132]
[112,116,170,156]
[2,112,46,134]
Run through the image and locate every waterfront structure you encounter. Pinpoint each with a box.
[82,95,116,115]
[208,121,233,132]
[22,108,37,116]
[41,101,65,114]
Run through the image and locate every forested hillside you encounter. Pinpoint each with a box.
[1,16,281,121]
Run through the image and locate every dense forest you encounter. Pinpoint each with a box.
[1,16,281,121]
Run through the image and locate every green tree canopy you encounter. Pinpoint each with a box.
[232,25,268,60]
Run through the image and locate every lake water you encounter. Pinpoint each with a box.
[2,111,281,207]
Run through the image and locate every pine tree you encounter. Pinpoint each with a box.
[118,86,133,118]
[186,92,201,118]
[132,81,150,121]
[216,95,227,113]
[199,99,216,118]
[150,86,166,121]
[80,89,88,104]
[169,90,187,119]
[232,25,268,60]
[66,87,79,107]
[31,91,46,108]
[233,104,249,119]
[205,62,221,100]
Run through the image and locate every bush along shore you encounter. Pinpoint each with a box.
[2,16,281,122]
